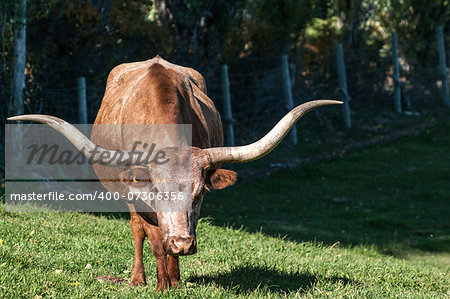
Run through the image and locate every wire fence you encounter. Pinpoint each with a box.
[205,38,448,146]
[1,29,449,172]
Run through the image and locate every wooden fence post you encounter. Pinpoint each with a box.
[221,64,235,146]
[437,26,449,107]
[281,55,298,145]
[78,77,87,124]
[335,43,352,128]
[391,32,402,113]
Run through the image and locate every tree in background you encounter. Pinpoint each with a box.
[0,0,448,115]
[150,0,246,68]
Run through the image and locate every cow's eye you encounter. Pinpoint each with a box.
[127,168,151,187]
[131,175,149,185]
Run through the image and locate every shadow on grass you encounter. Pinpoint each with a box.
[188,265,359,295]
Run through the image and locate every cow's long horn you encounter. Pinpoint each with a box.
[7,114,140,166]
[204,100,342,164]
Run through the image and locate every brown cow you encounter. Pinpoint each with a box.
[8,56,341,291]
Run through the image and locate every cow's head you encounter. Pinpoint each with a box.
[116,147,237,256]
[8,100,341,256]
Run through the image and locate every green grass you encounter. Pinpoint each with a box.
[1,123,449,298]
[206,122,450,255]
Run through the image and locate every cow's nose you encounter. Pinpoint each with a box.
[165,236,197,256]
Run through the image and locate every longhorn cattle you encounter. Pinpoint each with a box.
[8,56,341,291]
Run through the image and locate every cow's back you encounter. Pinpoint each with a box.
[91,56,223,194]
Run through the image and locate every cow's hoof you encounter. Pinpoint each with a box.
[156,279,171,292]
[129,279,146,287]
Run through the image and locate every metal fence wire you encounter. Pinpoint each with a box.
[1,31,449,172]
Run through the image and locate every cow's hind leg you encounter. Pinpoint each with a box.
[129,213,146,286]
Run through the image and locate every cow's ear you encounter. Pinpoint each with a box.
[206,169,237,190]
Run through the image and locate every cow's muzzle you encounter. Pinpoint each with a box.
[165,236,197,256]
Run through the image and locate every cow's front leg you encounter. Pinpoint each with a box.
[143,224,171,291]
[129,213,146,286]
[167,255,180,287]
[154,248,171,291]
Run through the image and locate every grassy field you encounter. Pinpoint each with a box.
[1,122,449,298]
